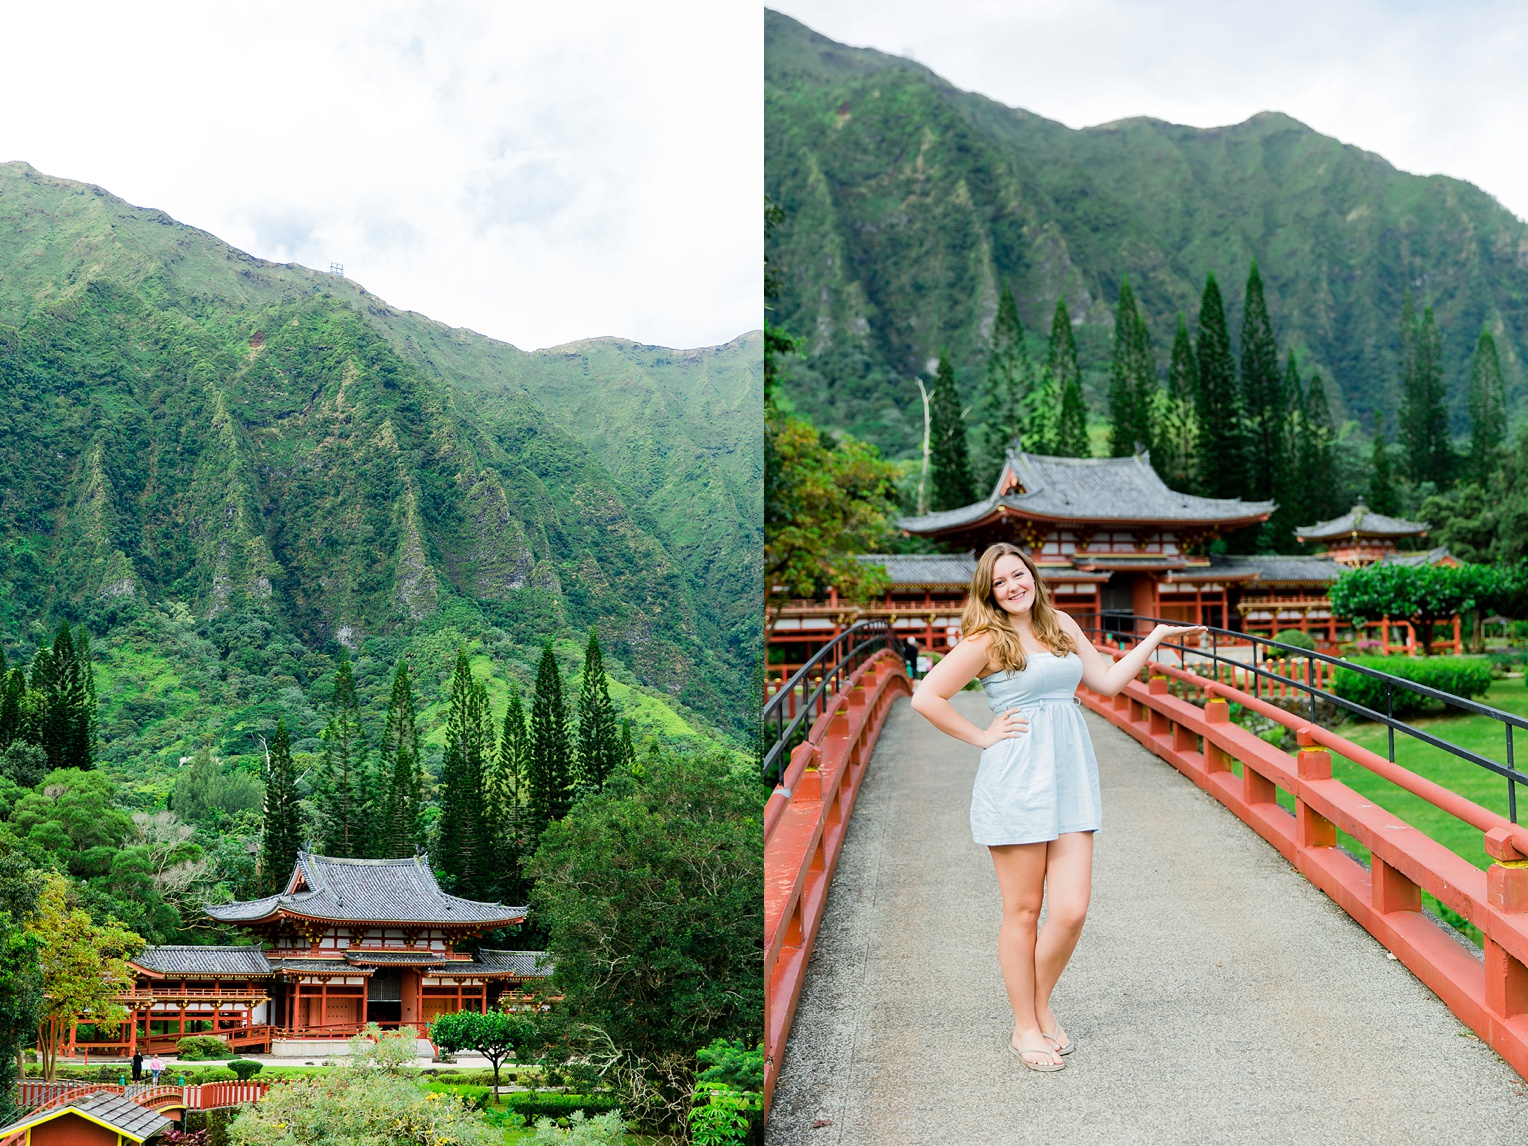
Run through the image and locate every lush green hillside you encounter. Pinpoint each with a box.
[0,162,760,769]
[766,10,1528,458]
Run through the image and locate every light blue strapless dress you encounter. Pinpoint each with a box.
[971,651,1103,846]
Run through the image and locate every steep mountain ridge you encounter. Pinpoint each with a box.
[0,161,759,739]
[766,10,1528,456]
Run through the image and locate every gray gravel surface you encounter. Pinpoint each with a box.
[766,694,1528,1145]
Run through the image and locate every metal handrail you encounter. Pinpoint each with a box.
[1095,615,1528,822]
[761,619,900,784]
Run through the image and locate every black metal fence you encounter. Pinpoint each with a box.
[1093,615,1528,823]
[760,619,901,786]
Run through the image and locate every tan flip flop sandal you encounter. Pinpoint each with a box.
[1010,1043,1065,1072]
[1045,1022,1076,1055]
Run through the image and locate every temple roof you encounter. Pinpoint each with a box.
[0,1091,172,1143]
[133,945,273,977]
[1295,503,1428,542]
[344,950,455,966]
[204,852,527,927]
[1380,546,1454,568]
[857,552,975,586]
[900,450,1275,536]
[475,948,555,977]
[1208,554,1351,586]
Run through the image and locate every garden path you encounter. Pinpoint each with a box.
[766,694,1528,1145]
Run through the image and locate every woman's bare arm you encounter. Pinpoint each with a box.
[1059,612,1206,697]
[910,634,1029,749]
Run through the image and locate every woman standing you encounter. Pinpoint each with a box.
[910,543,1202,1071]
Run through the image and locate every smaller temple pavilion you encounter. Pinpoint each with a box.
[78,853,551,1058]
[1294,502,1434,566]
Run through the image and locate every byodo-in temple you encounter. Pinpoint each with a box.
[770,448,1458,670]
[61,852,551,1058]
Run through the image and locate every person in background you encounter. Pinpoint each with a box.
[902,636,921,679]
[149,1054,164,1085]
[131,1050,143,1082]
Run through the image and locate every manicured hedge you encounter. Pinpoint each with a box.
[502,1092,620,1121]
[1332,655,1493,717]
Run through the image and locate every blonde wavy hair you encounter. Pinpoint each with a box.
[960,543,1076,674]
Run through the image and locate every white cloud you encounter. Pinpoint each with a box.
[0,0,762,350]
[770,0,1528,220]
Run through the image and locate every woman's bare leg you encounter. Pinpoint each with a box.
[1034,830,1094,1045]
[988,842,1061,1066]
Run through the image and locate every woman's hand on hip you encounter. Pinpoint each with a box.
[981,708,1029,749]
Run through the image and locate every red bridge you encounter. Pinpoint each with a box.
[764,620,1528,1141]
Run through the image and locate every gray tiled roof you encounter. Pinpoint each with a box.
[474,949,555,977]
[1380,546,1453,568]
[267,957,376,974]
[854,553,975,585]
[344,950,449,966]
[133,946,272,977]
[0,1092,174,1141]
[901,450,1275,534]
[1295,504,1428,540]
[205,852,527,926]
[1209,554,1350,585]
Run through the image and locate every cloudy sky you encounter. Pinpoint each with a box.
[772,0,1528,221]
[0,1,760,351]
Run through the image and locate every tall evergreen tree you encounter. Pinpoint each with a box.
[1047,299,1089,457]
[36,623,86,772]
[486,686,530,906]
[1369,414,1399,515]
[1399,296,1452,487]
[378,661,422,858]
[1107,278,1156,457]
[1194,273,1245,498]
[465,677,496,900]
[1155,313,1200,491]
[316,655,369,857]
[1303,372,1337,518]
[978,286,1030,484]
[928,352,976,511]
[74,628,95,769]
[618,718,636,776]
[575,628,619,794]
[1467,325,1508,485]
[0,669,22,751]
[526,642,573,849]
[436,651,484,895]
[1239,262,1288,504]
[260,720,302,895]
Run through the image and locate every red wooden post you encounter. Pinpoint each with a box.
[1203,699,1231,774]
[1294,736,1335,851]
[1371,857,1422,914]
[1147,677,1169,738]
[1486,828,1528,1023]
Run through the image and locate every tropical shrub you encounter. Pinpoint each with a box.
[527,1110,627,1144]
[227,1059,263,1080]
[176,1035,233,1061]
[1332,655,1493,717]
[1271,630,1316,653]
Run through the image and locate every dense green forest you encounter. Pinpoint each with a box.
[0,161,759,928]
[765,10,1526,461]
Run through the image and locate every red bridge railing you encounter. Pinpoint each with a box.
[1080,625,1528,1079]
[763,621,912,1114]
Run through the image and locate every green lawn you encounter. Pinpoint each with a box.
[1262,678,1528,943]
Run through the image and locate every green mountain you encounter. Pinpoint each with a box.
[0,162,761,769]
[766,10,1527,458]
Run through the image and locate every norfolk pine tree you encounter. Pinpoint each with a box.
[1302,372,1338,523]
[1107,278,1156,457]
[1155,314,1200,491]
[316,656,370,858]
[260,720,302,894]
[1194,274,1245,498]
[527,642,574,850]
[1399,295,1453,487]
[1239,262,1288,506]
[1048,299,1090,457]
[1467,326,1508,485]
[435,651,484,896]
[487,685,530,906]
[979,286,1030,484]
[378,661,422,858]
[1370,413,1399,515]
[575,628,619,794]
[466,677,496,901]
[928,352,976,511]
